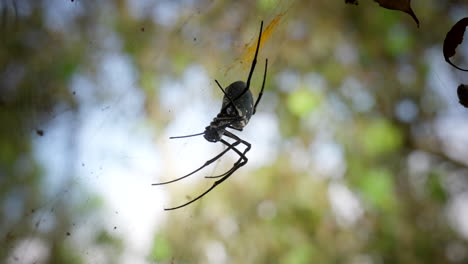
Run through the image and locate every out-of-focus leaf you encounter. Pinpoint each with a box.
[173,52,192,75]
[374,0,419,27]
[362,119,403,155]
[443,17,468,72]
[149,234,172,262]
[54,243,84,264]
[287,89,321,117]
[358,168,396,211]
[282,244,315,264]
[258,0,279,11]
[345,0,359,5]
[427,172,447,203]
[457,84,468,107]
[0,138,16,165]
[385,24,412,56]
[77,195,104,214]
[95,230,123,250]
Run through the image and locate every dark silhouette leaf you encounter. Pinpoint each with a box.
[443,17,468,72]
[345,0,359,5]
[374,0,419,27]
[457,84,468,107]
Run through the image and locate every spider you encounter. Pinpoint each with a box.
[153,21,268,210]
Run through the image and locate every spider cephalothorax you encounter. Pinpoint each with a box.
[203,125,224,142]
[153,21,268,210]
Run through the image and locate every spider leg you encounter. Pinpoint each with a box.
[152,140,241,186]
[164,138,249,210]
[205,131,251,179]
[205,138,250,179]
[169,132,205,139]
[227,125,243,131]
[215,79,241,115]
[204,156,244,179]
[243,21,263,99]
[253,58,267,115]
[219,21,264,114]
[224,130,251,165]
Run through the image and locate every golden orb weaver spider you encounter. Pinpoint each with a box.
[153,21,268,210]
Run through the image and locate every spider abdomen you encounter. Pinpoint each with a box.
[222,81,254,129]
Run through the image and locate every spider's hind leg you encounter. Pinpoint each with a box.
[205,131,251,179]
[152,140,241,186]
[164,137,250,211]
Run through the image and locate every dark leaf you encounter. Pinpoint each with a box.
[457,84,468,107]
[374,0,419,27]
[443,17,468,72]
[345,0,359,5]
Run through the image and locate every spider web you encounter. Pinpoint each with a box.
[2,2,183,263]
[0,1,284,263]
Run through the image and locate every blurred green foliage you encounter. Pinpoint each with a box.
[287,88,321,117]
[362,119,403,156]
[358,168,396,211]
[149,234,172,262]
